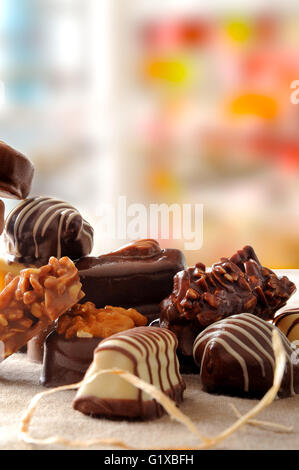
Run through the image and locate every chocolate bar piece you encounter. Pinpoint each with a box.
[41,302,147,387]
[27,324,56,363]
[75,239,186,322]
[4,196,94,266]
[0,256,84,360]
[40,332,101,387]
[0,141,34,199]
[193,313,299,398]
[73,326,185,420]
[160,245,296,362]
[273,308,299,344]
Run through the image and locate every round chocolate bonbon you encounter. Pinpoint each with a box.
[4,196,94,266]
[193,313,299,398]
[0,141,34,199]
[73,326,185,419]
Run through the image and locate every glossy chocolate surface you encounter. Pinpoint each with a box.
[160,245,296,359]
[27,324,56,363]
[75,239,186,317]
[193,313,299,398]
[0,141,34,199]
[4,196,94,266]
[41,331,101,387]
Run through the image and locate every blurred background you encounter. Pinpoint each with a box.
[0,0,299,268]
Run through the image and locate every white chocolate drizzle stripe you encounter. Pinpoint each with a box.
[56,209,75,259]
[13,197,51,256]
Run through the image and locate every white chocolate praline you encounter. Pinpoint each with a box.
[73,326,185,419]
[274,310,299,344]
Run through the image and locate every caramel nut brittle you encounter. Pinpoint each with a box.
[57,302,147,339]
[0,256,84,359]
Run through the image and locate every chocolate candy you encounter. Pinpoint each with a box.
[0,141,34,199]
[160,246,296,362]
[73,326,185,420]
[41,302,147,387]
[75,239,186,322]
[0,256,84,360]
[193,313,299,398]
[273,309,299,344]
[4,196,94,266]
[40,332,101,387]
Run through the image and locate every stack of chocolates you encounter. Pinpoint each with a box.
[0,143,84,360]
[0,140,298,424]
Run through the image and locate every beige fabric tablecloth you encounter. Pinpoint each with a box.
[0,270,299,451]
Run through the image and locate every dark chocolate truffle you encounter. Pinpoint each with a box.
[75,239,186,322]
[4,196,94,266]
[193,313,299,398]
[160,246,296,359]
[0,141,34,199]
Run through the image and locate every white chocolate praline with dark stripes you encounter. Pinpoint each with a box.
[193,313,299,398]
[273,309,299,345]
[73,326,186,420]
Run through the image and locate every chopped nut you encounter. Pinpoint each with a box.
[0,314,8,327]
[77,329,93,338]
[224,273,234,282]
[186,288,199,300]
[31,303,43,318]
[7,310,23,321]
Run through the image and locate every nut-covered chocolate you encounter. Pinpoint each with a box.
[160,246,296,360]
[75,239,186,322]
[193,313,299,398]
[73,326,185,420]
[0,141,34,199]
[4,196,94,266]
